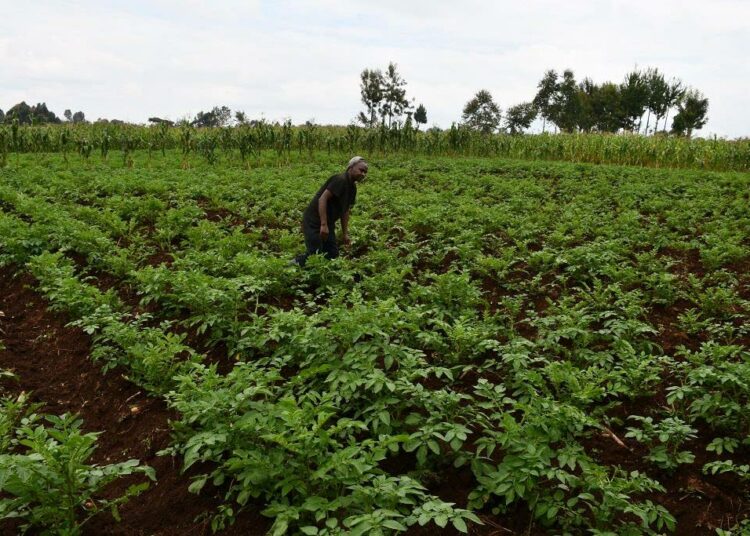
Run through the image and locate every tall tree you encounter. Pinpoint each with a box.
[64,109,73,122]
[33,103,61,124]
[532,69,558,133]
[358,68,384,127]
[619,70,649,132]
[591,82,625,132]
[662,78,686,133]
[234,111,247,125]
[414,103,427,129]
[576,78,597,132]
[552,69,581,133]
[6,102,33,124]
[72,111,86,123]
[192,106,231,128]
[644,68,669,135]
[4,102,61,125]
[214,106,231,127]
[462,90,502,134]
[671,89,708,138]
[379,62,411,127]
[504,102,537,134]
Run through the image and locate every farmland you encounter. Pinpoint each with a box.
[1,146,749,535]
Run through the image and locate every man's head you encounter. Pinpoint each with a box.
[347,156,368,182]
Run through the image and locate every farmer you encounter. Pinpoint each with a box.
[292,156,368,266]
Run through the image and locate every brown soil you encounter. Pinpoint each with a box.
[583,417,750,535]
[648,299,700,355]
[660,247,706,279]
[0,269,270,536]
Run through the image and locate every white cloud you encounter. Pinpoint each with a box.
[0,0,747,137]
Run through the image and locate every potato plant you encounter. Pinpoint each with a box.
[0,407,154,535]
[0,150,748,534]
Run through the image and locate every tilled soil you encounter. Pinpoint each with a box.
[0,269,269,536]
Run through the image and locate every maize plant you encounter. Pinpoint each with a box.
[120,133,134,167]
[196,131,219,165]
[9,119,21,156]
[99,129,111,159]
[0,121,749,171]
[179,122,194,168]
[158,122,171,156]
[76,137,93,161]
[236,125,256,163]
[275,119,293,162]
[0,127,8,167]
[58,128,70,162]
[219,126,234,157]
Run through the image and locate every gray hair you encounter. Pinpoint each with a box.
[347,156,366,169]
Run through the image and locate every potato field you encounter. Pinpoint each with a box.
[1,147,749,535]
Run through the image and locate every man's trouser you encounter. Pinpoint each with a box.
[295,220,338,266]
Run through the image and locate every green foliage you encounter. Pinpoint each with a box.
[0,412,154,535]
[666,343,750,434]
[192,106,232,128]
[3,101,62,125]
[715,518,750,536]
[504,102,537,135]
[413,104,427,127]
[672,89,709,137]
[625,415,697,470]
[0,121,748,170]
[0,392,39,452]
[1,152,748,534]
[358,63,412,128]
[462,90,502,134]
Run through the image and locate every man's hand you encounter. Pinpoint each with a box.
[320,223,329,241]
[342,233,351,247]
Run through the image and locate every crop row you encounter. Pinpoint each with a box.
[1,153,749,534]
[1,123,749,171]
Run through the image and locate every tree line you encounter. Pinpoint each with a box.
[2,65,710,138]
[531,67,707,137]
[0,101,87,126]
[357,64,709,138]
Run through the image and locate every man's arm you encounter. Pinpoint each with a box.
[341,209,351,245]
[318,189,332,240]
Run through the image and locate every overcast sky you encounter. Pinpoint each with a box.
[1,0,748,138]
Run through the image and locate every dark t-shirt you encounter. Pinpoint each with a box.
[302,172,357,228]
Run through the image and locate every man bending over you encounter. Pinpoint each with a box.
[293,156,368,266]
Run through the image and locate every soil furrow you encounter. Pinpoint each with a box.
[0,269,268,536]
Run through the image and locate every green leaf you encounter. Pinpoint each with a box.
[452,517,468,533]
[188,476,207,494]
[125,481,150,497]
[382,519,407,531]
[271,519,289,536]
